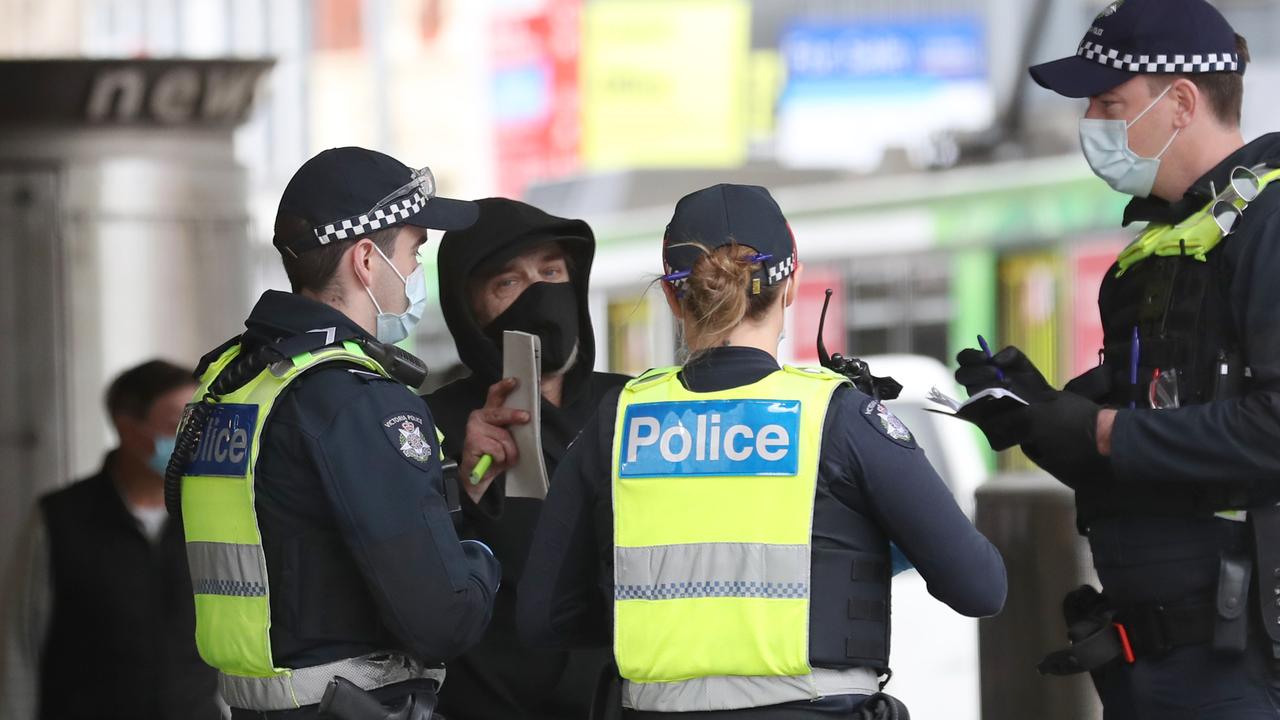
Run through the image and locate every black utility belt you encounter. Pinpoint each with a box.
[1113,603,1218,662]
[1038,598,1217,675]
[1040,549,1255,676]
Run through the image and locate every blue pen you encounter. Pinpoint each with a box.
[1129,326,1140,409]
[977,334,1005,381]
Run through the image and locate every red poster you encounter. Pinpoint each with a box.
[790,268,844,365]
[491,0,581,197]
[1070,239,1128,378]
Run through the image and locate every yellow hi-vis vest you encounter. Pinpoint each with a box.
[180,341,444,711]
[1116,166,1280,275]
[611,364,879,713]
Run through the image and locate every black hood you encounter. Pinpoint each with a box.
[437,197,597,392]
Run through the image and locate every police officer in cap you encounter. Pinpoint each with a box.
[519,184,1006,718]
[172,147,501,718]
[956,0,1280,715]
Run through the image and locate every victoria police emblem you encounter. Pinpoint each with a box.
[861,399,915,448]
[382,412,432,465]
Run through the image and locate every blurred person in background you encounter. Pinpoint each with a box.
[425,197,628,719]
[518,184,1006,718]
[957,0,1280,715]
[173,147,500,719]
[0,360,220,720]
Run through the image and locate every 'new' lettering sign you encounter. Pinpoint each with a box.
[618,399,801,478]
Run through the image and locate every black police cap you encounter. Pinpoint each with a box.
[1030,0,1242,99]
[662,184,797,291]
[274,146,479,256]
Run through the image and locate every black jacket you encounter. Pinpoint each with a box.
[424,198,628,720]
[39,458,220,720]
[517,347,1006,716]
[1081,133,1280,606]
[193,290,500,678]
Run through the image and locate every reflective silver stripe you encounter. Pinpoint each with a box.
[615,543,809,601]
[219,652,446,711]
[621,666,880,712]
[187,541,267,598]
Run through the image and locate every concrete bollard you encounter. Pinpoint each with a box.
[975,471,1102,720]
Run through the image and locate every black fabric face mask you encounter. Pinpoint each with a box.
[484,281,580,373]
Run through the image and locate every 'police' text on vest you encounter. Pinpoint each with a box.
[618,399,801,478]
[186,403,259,476]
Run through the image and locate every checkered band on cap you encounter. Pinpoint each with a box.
[1077,41,1239,74]
[664,251,796,291]
[313,191,427,245]
[767,254,797,285]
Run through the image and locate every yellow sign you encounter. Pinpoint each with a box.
[581,0,750,169]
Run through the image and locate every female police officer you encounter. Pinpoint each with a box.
[517,183,1006,718]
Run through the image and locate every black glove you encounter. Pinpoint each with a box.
[966,405,1030,452]
[1019,391,1110,489]
[955,346,1057,402]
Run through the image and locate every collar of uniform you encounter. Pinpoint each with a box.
[241,290,374,350]
[680,346,781,393]
[1123,132,1280,226]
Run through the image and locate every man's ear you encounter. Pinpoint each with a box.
[349,238,377,289]
[1170,77,1199,130]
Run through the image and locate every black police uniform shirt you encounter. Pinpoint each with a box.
[425,199,628,720]
[517,346,1007,706]
[1081,133,1280,608]
[193,290,501,671]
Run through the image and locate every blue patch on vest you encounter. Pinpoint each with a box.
[186,403,258,477]
[618,399,801,478]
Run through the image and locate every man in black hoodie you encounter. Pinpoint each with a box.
[426,198,629,720]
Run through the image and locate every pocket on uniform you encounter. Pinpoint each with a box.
[423,493,469,592]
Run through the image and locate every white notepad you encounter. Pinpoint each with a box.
[502,331,550,500]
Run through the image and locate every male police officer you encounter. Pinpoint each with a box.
[957,0,1280,715]
[172,147,500,718]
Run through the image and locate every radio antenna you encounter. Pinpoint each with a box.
[817,288,834,367]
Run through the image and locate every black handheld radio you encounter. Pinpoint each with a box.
[816,288,902,401]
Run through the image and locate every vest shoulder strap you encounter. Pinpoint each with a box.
[1119,164,1280,275]
[622,364,851,400]
[196,344,244,392]
[202,341,390,402]
[781,364,854,385]
[623,366,681,393]
[274,341,387,380]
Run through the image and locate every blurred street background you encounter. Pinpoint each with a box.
[2,1,1279,717]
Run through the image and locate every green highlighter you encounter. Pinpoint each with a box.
[470,454,493,485]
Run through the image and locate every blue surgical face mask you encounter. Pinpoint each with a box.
[364,244,427,344]
[1079,83,1180,198]
[149,435,176,476]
